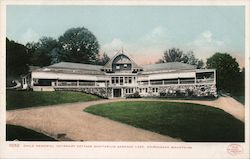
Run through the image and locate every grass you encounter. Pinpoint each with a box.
[84,101,244,142]
[6,125,57,141]
[146,96,217,101]
[6,90,100,110]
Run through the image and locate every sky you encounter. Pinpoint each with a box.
[7,5,245,67]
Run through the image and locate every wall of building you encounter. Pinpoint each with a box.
[138,84,217,97]
[32,71,108,81]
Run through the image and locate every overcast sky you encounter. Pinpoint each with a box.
[7,5,245,67]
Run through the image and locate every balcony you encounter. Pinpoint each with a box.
[196,78,214,84]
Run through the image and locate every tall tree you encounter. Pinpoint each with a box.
[182,51,204,68]
[6,38,30,77]
[206,53,240,93]
[158,48,204,68]
[237,68,245,96]
[97,53,110,65]
[27,37,59,67]
[58,27,100,64]
[162,48,183,62]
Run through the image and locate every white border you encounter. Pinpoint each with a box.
[0,0,249,159]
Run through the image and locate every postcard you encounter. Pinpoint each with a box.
[0,0,249,158]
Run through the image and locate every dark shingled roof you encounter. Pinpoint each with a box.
[31,60,196,75]
[32,62,105,75]
[48,62,103,71]
[142,62,197,72]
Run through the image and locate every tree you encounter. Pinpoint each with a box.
[97,53,110,65]
[6,38,30,77]
[158,48,204,68]
[27,37,59,67]
[237,68,245,96]
[182,51,204,68]
[58,27,100,64]
[206,53,240,93]
[162,48,183,62]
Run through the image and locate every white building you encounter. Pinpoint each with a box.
[22,51,216,98]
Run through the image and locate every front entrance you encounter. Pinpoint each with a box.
[113,88,122,97]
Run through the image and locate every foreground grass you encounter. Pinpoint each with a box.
[84,101,244,142]
[7,90,100,110]
[146,96,217,101]
[6,125,57,141]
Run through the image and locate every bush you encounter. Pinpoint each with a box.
[160,92,166,97]
[126,91,141,98]
[186,89,194,97]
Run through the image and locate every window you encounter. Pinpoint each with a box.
[152,88,158,93]
[124,64,127,68]
[128,88,133,93]
[125,88,134,94]
[116,65,120,69]
[125,77,128,83]
[139,88,142,93]
[145,88,148,93]
[128,77,132,83]
[120,77,123,85]
[111,77,115,84]
[116,77,119,83]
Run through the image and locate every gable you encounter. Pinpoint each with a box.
[102,51,142,72]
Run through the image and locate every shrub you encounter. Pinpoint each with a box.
[126,91,141,98]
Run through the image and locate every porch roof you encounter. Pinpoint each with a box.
[142,62,197,72]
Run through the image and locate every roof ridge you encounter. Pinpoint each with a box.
[49,61,103,67]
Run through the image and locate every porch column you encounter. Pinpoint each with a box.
[30,73,34,87]
[195,75,197,85]
[214,70,216,84]
[178,78,180,85]
[121,88,124,97]
[77,80,79,86]
[56,79,58,86]
[111,89,114,98]
[105,80,108,98]
[30,78,34,87]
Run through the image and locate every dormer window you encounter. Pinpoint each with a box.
[116,65,120,69]
[124,64,127,68]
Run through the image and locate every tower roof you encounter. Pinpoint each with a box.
[102,51,142,71]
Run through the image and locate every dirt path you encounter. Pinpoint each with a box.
[6,96,244,141]
[6,99,180,141]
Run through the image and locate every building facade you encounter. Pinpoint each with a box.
[22,52,217,98]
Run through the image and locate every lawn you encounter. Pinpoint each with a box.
[6,90,100,110]
[84,101,244,142]
[6,125,57,141]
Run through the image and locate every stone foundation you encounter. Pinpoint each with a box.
[55,87,112,98]
[54,84,216,98]
[141,84,217,97]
